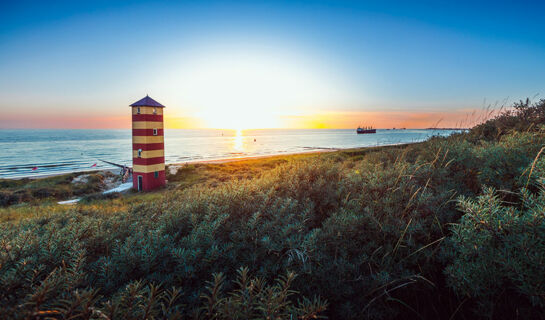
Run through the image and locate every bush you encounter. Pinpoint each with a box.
[470,98,545,140]
[445,188,545,318]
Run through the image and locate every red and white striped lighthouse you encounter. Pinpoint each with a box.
[130,95,166,191]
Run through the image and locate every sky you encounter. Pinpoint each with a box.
[0,0,544,129]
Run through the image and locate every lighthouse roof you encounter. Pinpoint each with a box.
[130,95,165,108]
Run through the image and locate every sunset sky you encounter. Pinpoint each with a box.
[1,1,544,129]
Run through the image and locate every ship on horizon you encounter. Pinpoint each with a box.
[357,126,376,134]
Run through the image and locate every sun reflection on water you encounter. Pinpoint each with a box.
[234,129,243,152]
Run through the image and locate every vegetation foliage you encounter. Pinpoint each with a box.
[1,99,545,318]
[0,171,118,207]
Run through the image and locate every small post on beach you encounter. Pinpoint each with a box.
[130,95,166,191]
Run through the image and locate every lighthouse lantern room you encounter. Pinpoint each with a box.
[130,95,166,191]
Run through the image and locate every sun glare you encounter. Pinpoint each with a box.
[164,49,350,129]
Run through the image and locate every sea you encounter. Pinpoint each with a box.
[0,129,461,179]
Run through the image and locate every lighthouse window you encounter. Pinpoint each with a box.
[153,128,158,136]
[153,107,157,114]
[154,171,159,178]
[137,107,141,114]
[137,149,142,158]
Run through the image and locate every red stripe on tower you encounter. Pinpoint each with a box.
[132,114,164,122]
[132,129,164,136]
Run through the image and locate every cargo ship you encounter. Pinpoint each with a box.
[357,126,376,134]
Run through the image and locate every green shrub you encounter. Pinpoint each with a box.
[470,98,545,140]
[445,187,545,318]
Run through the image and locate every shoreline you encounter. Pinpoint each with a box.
[3,142,414,181]
[166,142,413,172]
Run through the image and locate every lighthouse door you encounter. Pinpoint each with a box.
[137,176,143,191]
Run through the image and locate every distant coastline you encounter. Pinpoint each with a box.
[425,127,470,130]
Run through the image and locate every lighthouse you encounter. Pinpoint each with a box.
[130,95,166,191]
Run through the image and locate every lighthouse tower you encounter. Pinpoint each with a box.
[130,95,166,191]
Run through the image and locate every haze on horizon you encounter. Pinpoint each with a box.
[0,1,544,130]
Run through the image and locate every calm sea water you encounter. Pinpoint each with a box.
[0,129,460,179]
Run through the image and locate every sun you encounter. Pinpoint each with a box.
[162,48,349,129]
[187,58,294,129]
